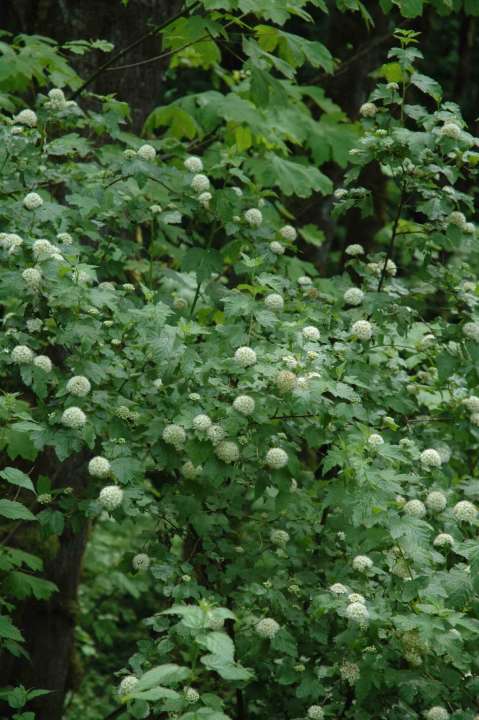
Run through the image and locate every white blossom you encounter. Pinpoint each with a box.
[424,707,449,720]
[330,582,348,594]
[33,355,52,373]
[302,326,320,342]
[452,500,477,523]
[0,233,23,254]
[118,675,138,696]
[307,706,324,720]
[132,553,150,571]
[471,413,479,426]
[234,346,257,367]
[162,424,186,448]
[346,601,369,624]
[23,192,43,210]
[270,529,290,547]
[27,319,42,333]
[359,102,378,117]
[440,122,461,139]
[351,320,373,341]
[352,555,373,572]
[88,456,111,478]
[298,275,313,286]
[345,244,364,256]
[279,225,297,241]
[264,293,284,312]
[231,186,243,196]
[193,414,213,432]
[215,440,240,463]
[15,109,37,127]
[348,593,366,604]
[340,661,360,684]
[61,406,87,429]
[404,499,426,518]
[268,240,284,255]
[191,173,210,193]
[66,376,91,397]
[181,461,202,479]
[57,232,73,245]
[334,188,348,199]
[276,370,297,393]
[420,448,442,468]
[22,268,42,289]
[433,533,454,548]
[244,208,263,227]
[99,484,123,511]
[233,395,255,415]
[368,433,384,446]
[47,88,67,109]
[32,239,56,260]
[137,144,156,161]
[425,491,447,512]
[448,211,466,228]
[198,191,212,207]
[265,447,288,469]
[184,156,203,172]
[463,395,479,412]
[183,686,200,704]
[344,287,364,306]
[153,378,163,390]
[207,424,226,444]
[11,345,34,364]
[463,322,479,341]
[255,617,280,639]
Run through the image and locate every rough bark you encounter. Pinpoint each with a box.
[0,0,182,129]
[0,450,89,720]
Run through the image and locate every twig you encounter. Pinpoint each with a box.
[377,179,406,292]
[71,1,201,99]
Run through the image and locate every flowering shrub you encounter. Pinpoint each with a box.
[1,12,479,720]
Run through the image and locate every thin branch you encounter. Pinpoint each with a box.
[71,1,201,100]
[377,179,406,292]
[107,34,210,71]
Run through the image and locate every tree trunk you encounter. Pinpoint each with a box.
[0,0,181,129]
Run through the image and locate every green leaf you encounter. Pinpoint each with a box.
[247,152,332,197]
[131,687,179,702]
[143,105,199,139]
[399,0,423,17]
[0,499,36,521]
[201,654,253,680]
[0,467,36,494]
[6,571,57,600]
[411,73,442,102]
[181,248,224,282]
[135,664,190,691]
[0,614,24,641]
[204,632,235,660]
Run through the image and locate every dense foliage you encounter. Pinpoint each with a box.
[1,2,479,720]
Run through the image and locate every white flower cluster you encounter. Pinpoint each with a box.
[207,424,226,444]
[360,102,378,117]
[88,456,111,478]
[265,447,288,469]
[264,293,284,312]
[425,491,447,512]
[162,424,186,448]
[11,345,34,364]
[234,346,257,367]
[32,239,60,261]
[132,553,151,571]
[302,326,320,341]
[352,555,373,572]
[420,448,442,468]
[433,533,454,548]
[270,529,290,547]
[47,88,68,110]
[330,582,348,594]
[368,433,384,447]
[348,593,365,604]
[351,320,373,341]
[424,707,449,720]
[0,233,23,254]
[255,617,280,639]
[118,675,138,696]
[215,440,240,463]
[33,355,52,373]
[404,499,426,518]
[244,208,263,227]
[269,241,284,255]
[184,156,203,172]
[22,267,42,289]
[340,661,360,684]
[61,407,87,429]
[137,144,156,161]
[439,122,461,139]
[232,395,255,415]
[66,375,91,397]
[183,686,200,704]
[99,485,124,511]
[307,706,324,720]
[279,225,297,241]
[344,287,364,306]
[15,109,37,127]
[346,601,369,624]
[191,173,210,193]
[345,243,364,256]
[463,322,479,341]
[276,370,297,393]
[181,461,202,479]
[452,500,477,523]
[193,414,212,432]
[23,192,43,210]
